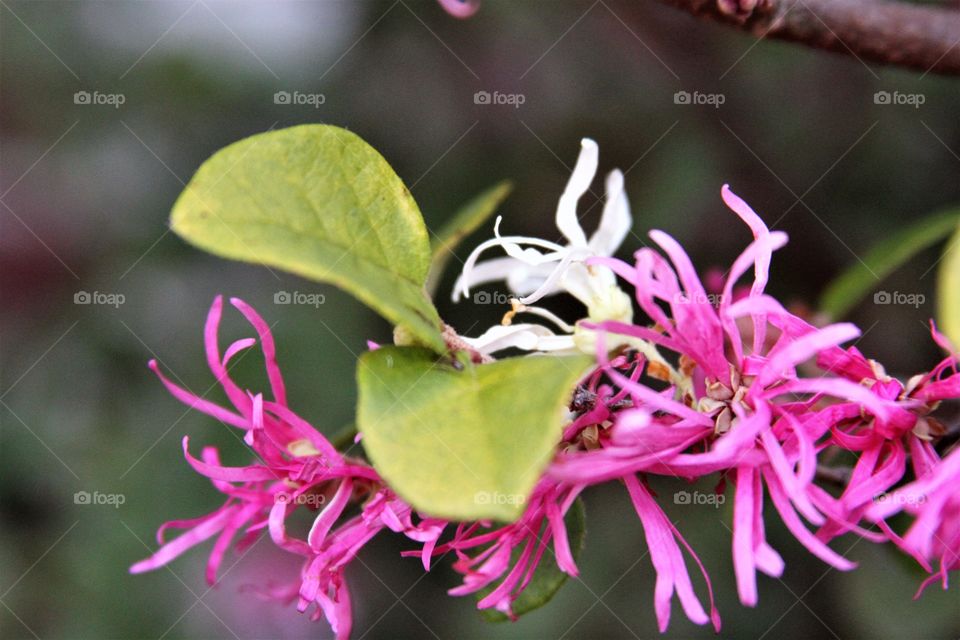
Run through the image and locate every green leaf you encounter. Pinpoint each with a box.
[819,207,960,319]
[937,221,960,347]
[170,124,445,352]
[426,181,512,297]
[480,497,586,622]
[356,346,593,521]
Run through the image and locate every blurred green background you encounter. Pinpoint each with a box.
[2,1,959,638]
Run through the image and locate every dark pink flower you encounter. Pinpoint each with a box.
[130,297,425,639]
[407,480,583,620]
[549,186,906,619]
[131,296,579,638]
[866,446,960,594]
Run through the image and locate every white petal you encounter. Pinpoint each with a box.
[505,263,560,297]
[494,218,566,265]
[461,323,557,354]
[588,169,631,256]
[529,335,579,353]
[555,139,598,248]
[517,247,591,306]
[512,303,576,333]
[451,255,524,301]
[456,217,566,300]
[558,262,598,308]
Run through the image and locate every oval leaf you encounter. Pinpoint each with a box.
[171,125,444,352]
[820,207,960,319]
[937,221,960,347]
[357,346,593,521]
[480,497,586,622]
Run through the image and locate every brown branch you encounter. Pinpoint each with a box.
[654,0,960,76]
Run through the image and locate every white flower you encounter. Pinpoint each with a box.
[459,323,578,356]
[453,138,633,324]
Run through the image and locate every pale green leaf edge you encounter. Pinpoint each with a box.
[819,207,960,319]
[937,221,960,347]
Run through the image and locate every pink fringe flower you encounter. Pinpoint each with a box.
[131,182,960,635]
[549,185,960,626]
[130,296,436,638]
[130,296,585,638]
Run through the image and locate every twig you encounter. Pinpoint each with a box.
[653,0,960,76]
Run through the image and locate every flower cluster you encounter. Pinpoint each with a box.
[130,296,584,638]
[133,141,960,637]
[456,140,960,629]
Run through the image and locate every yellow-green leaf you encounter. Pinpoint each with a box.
[820,207,960,320]
[938,221,960,346]
[356,346,592,521]
[170,125,444,352]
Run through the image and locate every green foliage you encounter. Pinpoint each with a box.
[820,207,960,319]
[937,221,960,348]
[170,124,445,352]
[356,346,592,521]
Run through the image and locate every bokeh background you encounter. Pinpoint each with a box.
[2,1,959,638]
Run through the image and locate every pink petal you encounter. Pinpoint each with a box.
[148,360,249,429]
[230,297,288,405]
[130,507,235,573]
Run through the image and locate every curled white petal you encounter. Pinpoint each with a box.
[589,169,631,256]
[555,138,598,248]
[460,323,558,355]
[455,217,566,301]
[516,247,592,306]
[512,303,576,333]
[452,138,634,348]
